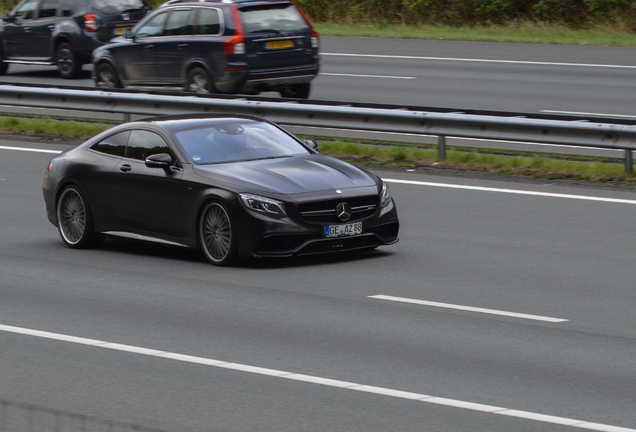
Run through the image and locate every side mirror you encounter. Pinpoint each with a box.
[124,29,133,39]
[3,14,15,23]
[304,139,319,151]
[145,153,172,169]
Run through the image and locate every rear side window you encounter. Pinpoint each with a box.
[194,8,220,35]
[90,131,130,157]
[164,9,192,36]
[90,0,146,13]
[126,130,172,161]
[39,0,59,18]
[239,4,309,34]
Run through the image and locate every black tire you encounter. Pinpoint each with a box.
[56,186,102,249]
[185,67,214,93]
[199,201,237,266]
[95,62,123,88]
[279,83,311,99]
[56,42,82,79]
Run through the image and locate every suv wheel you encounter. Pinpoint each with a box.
[56,43,82,79]
[280,83,311,99]
[186,67,214,93]
[95,63,123,88]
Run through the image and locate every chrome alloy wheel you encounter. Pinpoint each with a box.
[200,202,235,265]
[57,188,87,245]
[96,69,116,88]
[189,74,210,93]
[57,47,75,75]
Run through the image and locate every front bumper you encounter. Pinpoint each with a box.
[233,198,399,259]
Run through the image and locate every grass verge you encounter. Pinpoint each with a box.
[3,116,634,185]
[315,22,636,47]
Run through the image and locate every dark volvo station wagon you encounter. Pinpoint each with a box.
[93,0,320,98]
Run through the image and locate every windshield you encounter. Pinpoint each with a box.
[239,4,309,34]
[176,121,310,164]
[90,0,146,13]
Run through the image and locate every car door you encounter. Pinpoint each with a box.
[112,129,184,238]
[119,10,169,85]
[153,8,193,84]
[3,0,41,58]
[29,0,59,59]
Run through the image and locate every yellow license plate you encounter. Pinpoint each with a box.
[114,27,132,35]
[265,40,294,50]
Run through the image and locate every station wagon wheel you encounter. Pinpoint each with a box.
[56,186,102,249]
[199,201,237,266]
[56,42,82,79]
[186,67,214,93]
[95,63,123,88]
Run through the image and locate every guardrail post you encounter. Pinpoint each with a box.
[626,150,633,174]
[438,135,446,160]
[123,113,131,123]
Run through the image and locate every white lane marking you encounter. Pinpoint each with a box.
[383,178,636,205]
[370,295,568,322]
[0,323,633,432]
[0,145,62,154]
[320,72,417,79]
[322,52,636,69]
[541,110,636,119]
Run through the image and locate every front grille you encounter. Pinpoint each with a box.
[297,195,378,224]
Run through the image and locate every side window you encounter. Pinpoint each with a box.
[195,8,220,35]
[164,9,192,36]
[126,130,173,161]
[38,0,59,18]
[60,0,75,16]
[135,11,168,38]
[12,0,40,21]
[90,131,130,157]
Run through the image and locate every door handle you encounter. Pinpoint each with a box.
[48,24,55,30]
[23,26,31,32]
[177,44,188,49]
[144,45,154,51]
[119,164,132,172]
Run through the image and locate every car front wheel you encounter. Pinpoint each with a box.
[95,63,123,88]
[199,201,237,266]
[56,186,102,248]
[56,42,82,79]
[186,67,214,93]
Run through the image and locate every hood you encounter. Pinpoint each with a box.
[192,154,377,195]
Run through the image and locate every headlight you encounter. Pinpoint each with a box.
[239,193,287,217]
[380,181,392,207]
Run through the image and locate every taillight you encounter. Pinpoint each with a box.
[84,14,97,32]
[294,4,319,48]
[223,5,245,55]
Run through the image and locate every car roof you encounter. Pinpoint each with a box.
[158,0,288,7]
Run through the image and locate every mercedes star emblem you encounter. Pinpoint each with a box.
[336,202,352,222]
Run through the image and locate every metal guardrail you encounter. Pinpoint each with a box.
[1,84,635,172]
[0,398,170,432]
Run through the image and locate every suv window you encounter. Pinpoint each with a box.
[126,130,173,161]
[90,131,130,157]
[136,11,168,38]
[39,0,60,18]
[60,0,75,16]
[12,0,39,21]
[239,4,309,34]
[194,8,220,35]
[90,0,146,13]
[164,9,192,36]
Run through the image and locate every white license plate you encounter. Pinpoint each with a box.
[324,222,362,238]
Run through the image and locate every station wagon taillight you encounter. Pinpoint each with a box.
[84,14,97,32]
[295,6,319,48]
[224,5,245,55]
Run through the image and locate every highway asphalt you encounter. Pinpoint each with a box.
[1,138,636,431]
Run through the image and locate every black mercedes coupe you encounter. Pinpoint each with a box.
[42,115,399,265]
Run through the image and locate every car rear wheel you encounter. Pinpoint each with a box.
[279,83,311,99]
[199,201,237,266]
[186,67,214,93]
[95,63,123,88]
[56,186,102,249]
[56,43,82,79]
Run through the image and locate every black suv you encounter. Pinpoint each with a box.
[0,0,151,78]
[92,0,320,98]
